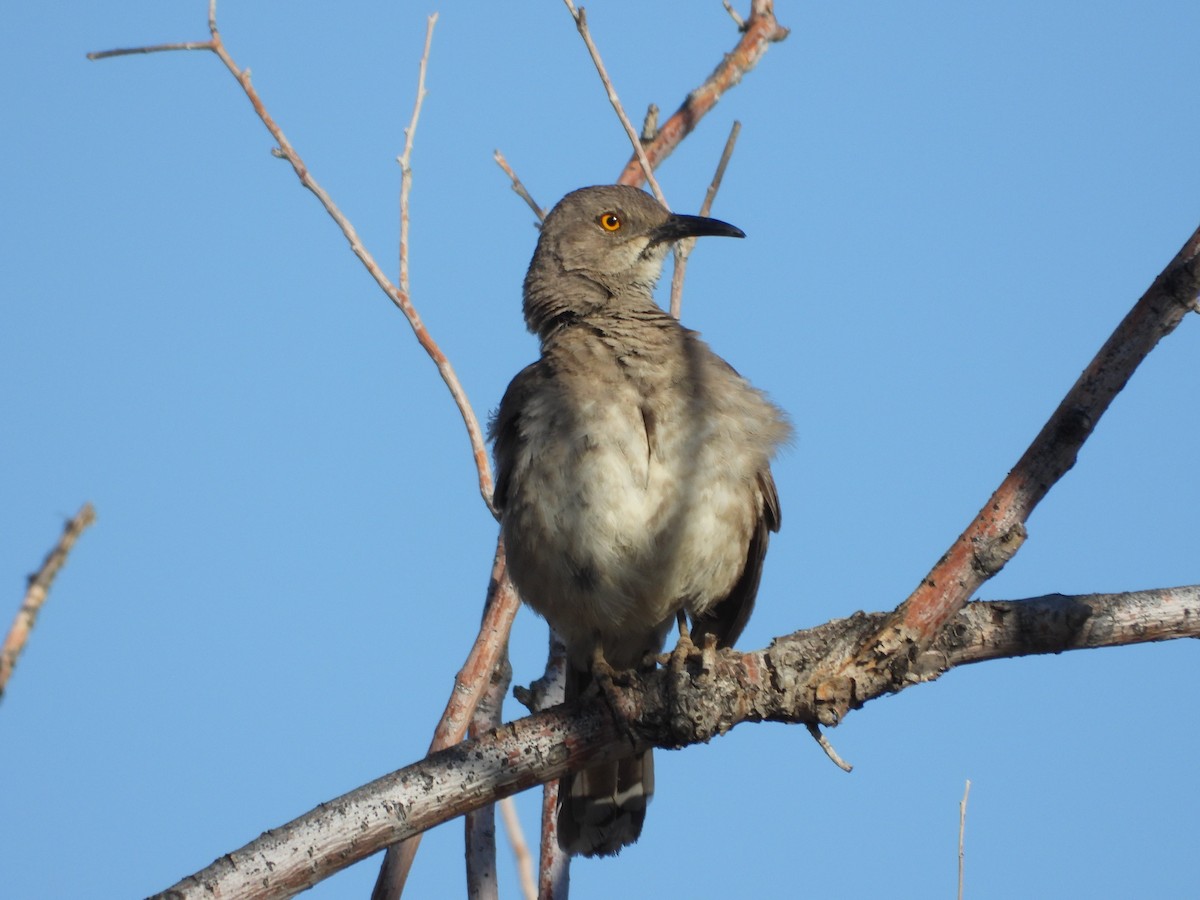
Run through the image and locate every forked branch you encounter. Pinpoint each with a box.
[149,585,1200,900]
[815,220,1200,725]
[89,3,496,515]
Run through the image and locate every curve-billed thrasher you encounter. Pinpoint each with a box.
[490,184,790,857]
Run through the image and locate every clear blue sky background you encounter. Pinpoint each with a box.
[4,3,1198,898]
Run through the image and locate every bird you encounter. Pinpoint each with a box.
[490,184,790,857]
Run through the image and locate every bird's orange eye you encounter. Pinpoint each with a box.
[599,212,622,232]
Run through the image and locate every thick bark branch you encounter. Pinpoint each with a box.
[150,586,1199,900]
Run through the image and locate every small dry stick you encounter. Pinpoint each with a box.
[0,503,97,701]
[561,1,669,209]
[499,797,537,900]
[87,41,213,59]
[493,150,546,222]
[723,1,747,30]
[640,103,660,142]
[668,119,742,318]
[398,14,438,293]
[958,779,972,900]
[805,722,853,773]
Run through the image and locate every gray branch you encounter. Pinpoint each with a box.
[152,585,1199,900]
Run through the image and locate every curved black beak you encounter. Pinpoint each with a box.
[651,213,745,245]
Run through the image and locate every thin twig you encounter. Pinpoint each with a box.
[668,119,741,318]
[0,503,97,701]
[640,103,659,142]
[805,722,853,773]
[499,798,537,900]
[561,1,668,209]
[958,779,971,900]
[723,1,746,30]
[398,14,437,294]
[88,4,497,516]
[86,42,213,60]
[493,150,546,222]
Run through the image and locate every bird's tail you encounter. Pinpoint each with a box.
[557,749,654,857]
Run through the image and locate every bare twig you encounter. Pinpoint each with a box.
[561,1,668,209]
[668,120,741,318]
[499,798,537,900]
[815,220,1200,725]
[723,1,746,30]
[398,14,438,294]
[373,539,519,900]
[88,4,497,516]
[617,1,788,187]
[86,41,213,60]
[0,503,96,701]
[493,150,546,222]
[640,103,660,143]
[148,585,1200,900]
[805,722,853,773]
[958,779,971,900]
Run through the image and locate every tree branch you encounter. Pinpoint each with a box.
[493,150,546,223]
[372,539,519,899]
[149,585,1200,900]
[561,1,667,208]
[1,503,96,701]
[668,119,741,318]
[815,220,1200,725]
[616,0,788,188]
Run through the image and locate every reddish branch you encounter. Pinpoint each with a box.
[814,221,1200,725]
[0,503,96,701]
[373,540,519,899]
[616,0,788,187]
[149,585,1200,900]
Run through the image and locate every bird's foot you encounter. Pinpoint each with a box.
[659,611,717,675]
[589,646,642,747]
[659,614,721,747]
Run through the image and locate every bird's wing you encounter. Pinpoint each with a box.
[488,360,547,513]
[690,468,781,649]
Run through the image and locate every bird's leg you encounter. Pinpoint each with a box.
[660,610,698,669]
[588,644,642,746]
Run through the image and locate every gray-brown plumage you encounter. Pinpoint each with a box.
[490,185,790,857]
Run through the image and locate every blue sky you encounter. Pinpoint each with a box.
[3,3,1198,898]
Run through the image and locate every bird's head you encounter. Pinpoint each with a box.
[523,185,744,335]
